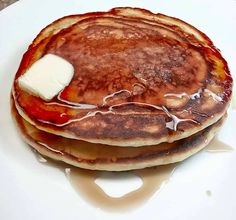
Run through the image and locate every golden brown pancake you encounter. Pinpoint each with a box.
[12,7,232,146]
[12,98,226,171]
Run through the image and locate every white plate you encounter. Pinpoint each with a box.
[0,0,236,219]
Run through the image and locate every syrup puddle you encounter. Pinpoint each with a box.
[65,164,177,212]
[205,138,233,152]
[32,151,177,212]
[31,137,233,212]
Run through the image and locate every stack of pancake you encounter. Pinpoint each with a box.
[11,7,232,171]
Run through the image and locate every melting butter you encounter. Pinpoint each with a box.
[18,54,74,100]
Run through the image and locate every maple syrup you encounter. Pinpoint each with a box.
[205,138,233,152]
[33,152,178,212]
[29,134,234,212]
[66,163,177,212]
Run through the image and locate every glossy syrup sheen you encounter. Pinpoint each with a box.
[12,96,226,171]
[13,8,232,143]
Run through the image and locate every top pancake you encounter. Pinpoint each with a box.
[12,7,232,146]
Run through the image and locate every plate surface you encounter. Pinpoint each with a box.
[0,0,236,219]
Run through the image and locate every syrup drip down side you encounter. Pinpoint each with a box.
[11,97,228,171]
[30,137,233,212]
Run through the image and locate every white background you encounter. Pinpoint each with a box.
[0,0,236,219]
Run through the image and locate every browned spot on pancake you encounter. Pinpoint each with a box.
[11,98,226,170]
[12,7,232,146]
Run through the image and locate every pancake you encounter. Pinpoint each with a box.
[12,7,232,146]
[12,97,226,171]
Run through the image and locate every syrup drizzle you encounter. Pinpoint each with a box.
[102,89,132,105]
[164,92,188,99]
[162,106,198,131]
[39,100,199,131]
[164,88,222,102]
[108,101,163,111]
[57,91,98,109]
[34,78,211,130]
[164,88,203,100]
[38,110,115,127]
[45,101,97,110]
[38,142,64,154]
[35,86,225,138]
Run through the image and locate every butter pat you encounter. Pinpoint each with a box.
[18,54,74,100]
